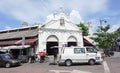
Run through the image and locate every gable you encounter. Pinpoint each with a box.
[40,8,82,31]
[42,20,80,31]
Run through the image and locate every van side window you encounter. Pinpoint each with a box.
[74,48,85,54]
[86,48,96,53]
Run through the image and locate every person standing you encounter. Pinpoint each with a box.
[53,48,58,65]
[39,49,46,63]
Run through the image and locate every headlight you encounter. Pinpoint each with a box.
[95,57,100,60]
[11,60,16,63]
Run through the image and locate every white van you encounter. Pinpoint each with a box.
[59,46,103,66]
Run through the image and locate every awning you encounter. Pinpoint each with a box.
[0,45,30,50]
[83,37,94,46]
[0,38,38,46]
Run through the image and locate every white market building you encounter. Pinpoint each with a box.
[0,8,93,58]
[38,9,83,55]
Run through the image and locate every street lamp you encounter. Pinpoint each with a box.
[100,19,107,32]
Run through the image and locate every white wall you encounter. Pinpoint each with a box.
[37,28,83,54]
[37,9,83,54]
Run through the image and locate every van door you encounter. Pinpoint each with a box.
[86,47,97,60]
[73,48,87,63]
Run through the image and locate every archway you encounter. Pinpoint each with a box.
[67,36,77,47]
[46,35,58,55]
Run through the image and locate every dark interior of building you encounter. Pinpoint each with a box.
[67,42,77,47]
[46,42,58,55]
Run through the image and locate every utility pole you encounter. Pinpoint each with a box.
[20,37,25,55]
[100,19,107,32]
[22,36,25,49]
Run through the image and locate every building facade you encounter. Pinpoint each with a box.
[0,8,94,59]
[37,9,83,55]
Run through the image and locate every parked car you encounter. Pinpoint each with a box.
[18,55,29,63]
[0,54,21,68]
[59,46,103,66]
[103,49,114,57]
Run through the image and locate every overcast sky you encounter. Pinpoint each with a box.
[0,0,120,32]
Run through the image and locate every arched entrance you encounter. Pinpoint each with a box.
[46,35,58,55]
[67,36,77,47]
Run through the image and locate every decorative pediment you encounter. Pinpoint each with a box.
[41,8,81,31]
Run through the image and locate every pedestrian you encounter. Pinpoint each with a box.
[39,49,46,63]
[53,48,58,65]
[31,53,36,63]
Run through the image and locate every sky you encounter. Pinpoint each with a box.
[0,0,120,32]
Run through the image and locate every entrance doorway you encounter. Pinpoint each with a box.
[67,36,77,47]
[46,42,58,55]
[68,42,77,47]
[46,35,59,55]
[10,48,28,59]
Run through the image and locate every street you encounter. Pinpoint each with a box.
[0,62,104,73]
[105,52,120,73]
[0,52,120,73]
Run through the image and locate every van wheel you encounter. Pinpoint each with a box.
[5,63,11,68]
[65,60,72,66]
[89,59,95,65]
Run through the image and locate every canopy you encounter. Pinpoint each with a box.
[0,38,37,46]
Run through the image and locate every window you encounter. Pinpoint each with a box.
[60,18,64,25]
[1,54,13,60]
[86,47,97,53]
[74,48,85,54]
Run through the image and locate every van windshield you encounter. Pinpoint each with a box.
[94,48,99,51]
[86,47,98,53]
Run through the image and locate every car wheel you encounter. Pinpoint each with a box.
[5,63,11,68]
[89,59,95,65]
[19,62,22,66]
[65,60,72,66]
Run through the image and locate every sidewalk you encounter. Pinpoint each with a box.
[105,52,120,73]
[112,52,120,58]
[49,70,92,73]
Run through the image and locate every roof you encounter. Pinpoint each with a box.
[83,37,94,46]
[0,26,38,40]
[0,26,38,46]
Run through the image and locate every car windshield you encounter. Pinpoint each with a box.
[1,54,13,59]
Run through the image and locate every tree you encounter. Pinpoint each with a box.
[91,25,113,49]
[77,23,89,36]
[113,27,120,38]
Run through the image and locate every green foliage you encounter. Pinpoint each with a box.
[91,25,114,49]
[114,28,120,37]
[96,25,110,32]
[77,23,89,36]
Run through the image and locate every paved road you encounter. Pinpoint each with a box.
[0,52,119,73]
[0,62,104,73]
[105,52,120,73]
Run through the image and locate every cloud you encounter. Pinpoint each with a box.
[0,0,108,24]
[70,10,84,24]
[46,10,83,24]
[5,25,12,30]
[46,14,54,22]
[108,24,120,32]
[0,0,50,23]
